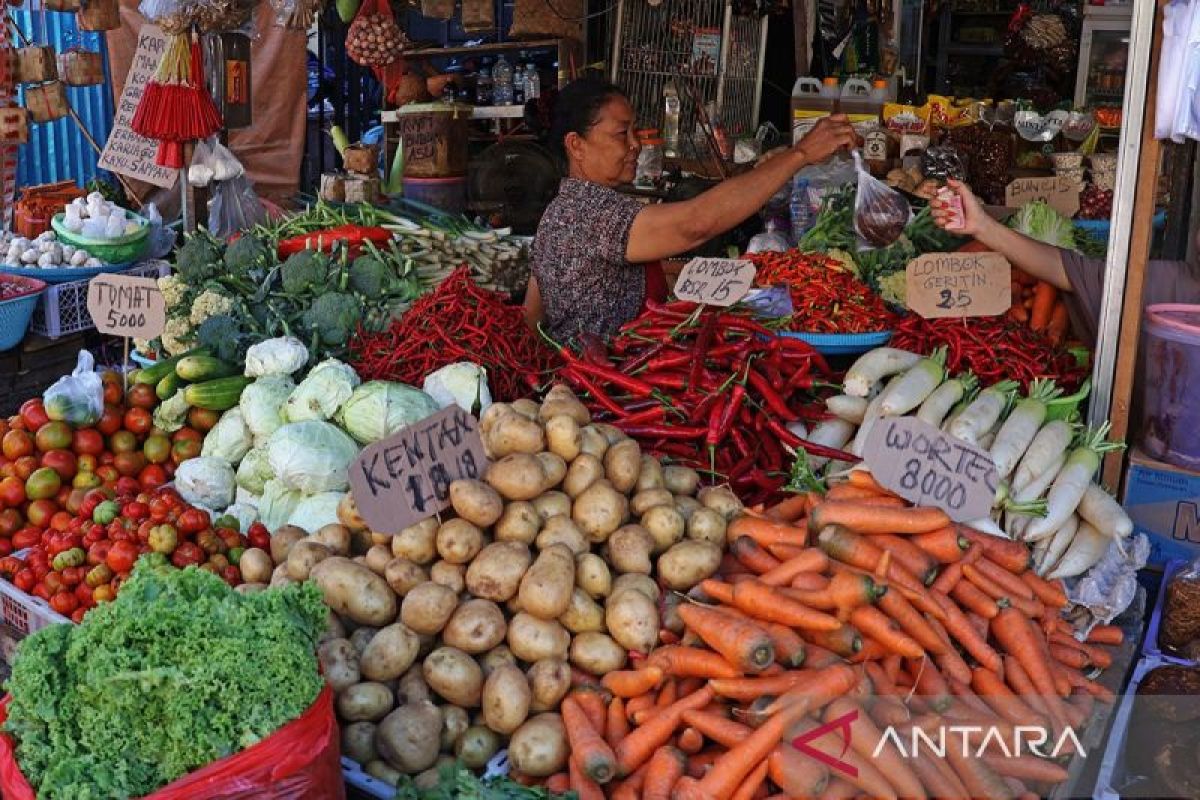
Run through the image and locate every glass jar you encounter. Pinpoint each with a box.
[635,131,664,187]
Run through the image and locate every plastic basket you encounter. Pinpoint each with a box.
[51,211,149,264]
[0,579,70,635]
[29,260,170,338]
[0,275,47,350]
[340,758,393,799]
[780,330,893,355]
[1045,378,1092,422]
[0,262,135,284]
[130,349,158,368]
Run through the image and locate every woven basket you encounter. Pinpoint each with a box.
[58,50,104,87]
[24,82,69,123]
[0,275,47,351]
[14,47,57,85]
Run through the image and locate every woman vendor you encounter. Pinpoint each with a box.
[524,79,859,341]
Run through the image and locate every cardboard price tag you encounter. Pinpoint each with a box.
[348,406,488,534]
[673,258,756,307]
[1004,176,1081,218]
[87,274,166,339]
[906,252,1011,319]
[863,417,998,522]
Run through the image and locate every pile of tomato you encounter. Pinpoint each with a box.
[0,486,272,622]
[0,371,212,551]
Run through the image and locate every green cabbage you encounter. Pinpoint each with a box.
[282,358,360,423]
[336,380,440,444]
[266,420,360,494]
[174,457,236,511]
[288,492,346,533]
[239,375,295,440]
[422,363,492,415]
[1007,200,1077,251]
[200,407,252,465]
[258,479,304,531]
[236,447,272,496]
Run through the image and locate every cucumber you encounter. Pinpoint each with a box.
[183,376,253,411]
[156,372,181,401]
[175,355,237,383]
[134,347,209,385]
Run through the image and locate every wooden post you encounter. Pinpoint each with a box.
[793,0,809,77]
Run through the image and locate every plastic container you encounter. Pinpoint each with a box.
[0,274,46,350]
[790,77,882,144]
[1142,559,1199,665]
[51,211,149,264]
[1140,304,1200,469]
[820,76,841,100]
[0,577,70,635]
[401,176,467,215]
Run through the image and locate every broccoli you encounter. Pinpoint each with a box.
[348,254,390,297]
[280,250,329,294]
[195,314,247,363]
[174,234,223,284]
[302,292,359,347]
[224,234,271,276]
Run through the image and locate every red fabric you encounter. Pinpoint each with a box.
[644,261,668,307]
[0,685,344,800]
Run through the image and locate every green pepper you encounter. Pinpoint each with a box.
[212,515,241,533]
[92,501,120,525]
[227,547,245,565]
[51,548,85,571]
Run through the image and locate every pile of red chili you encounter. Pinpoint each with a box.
[348,267,559,400]
[748,250,897,334]
[891,314,1090,392]
[551,301,857,505]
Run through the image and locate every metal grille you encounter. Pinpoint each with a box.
[611,0,766,141]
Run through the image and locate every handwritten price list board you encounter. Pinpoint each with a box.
[905,252,1011,320]
[349,406,488,533]
[674,258,757,307]
[87,274,166,339]
[863,417,998,522]
[98,26,178,189]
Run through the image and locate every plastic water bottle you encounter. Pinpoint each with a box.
[476,64,493,106]
[525,63,540,100]
[790,177,813,241]
[663,81,680,157]
[493,54,513,106]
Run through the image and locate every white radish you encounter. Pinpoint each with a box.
[989,379,1062,480]
[849,376,900,456]
[786,421,810,440]
[1077,483,1134,540]
[1031,536,1051,571]
[1005,452,1065,540]
[1012,420,1075,494]
[916,372,978,428]
[1024,424,1122,542]
[1036,515,1080,575]
[964,515,1007,539]
[1047,521,1109,579]
[878,347,948,416]
[843,348,922,397]
[977,431,996,450]
[805,418,856,469]
[825,395,869,425]
[949,381,1019,445]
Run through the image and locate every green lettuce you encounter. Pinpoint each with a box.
[1007,200,1077,251]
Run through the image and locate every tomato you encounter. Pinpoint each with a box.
[95,465,120,485]
[25,499,58,529]
[40,449,77,481]
[25,467,62,500]
[69,607,86,624]
[208,553,230,571]
[125,382,158,410]
[177,508,210,535]
[18,399,50,431]
[31,583,50,601]
[123,407,152,437]
[148,495,172,522]
[92,584,115,603]
[0,538,13,557]
[12,568,34,593]
[171,542,205,568]
[2,429,34,461]
[12,456,38,481]
[216,528,243,551]
[172,427,203,444]
[123,501,149,521]
[105,540,139,574]
[97,405,124,437]
[115,477,141,497]
[109,430,137,454]
[0,556,19,577]
[71,428,105,456]
[54,485,71,507]
[87,540,112,566]
[76,453,98,473]
[74,582,94,606]
[0,507,23,536]
[64,488,88,516]
[138,464,168,492]
[247,522,271,551]
[0,461,12,479]
[187,406,221,433]
[49,511,73,532]
[72,471,102,490]
[34,421,72,453]
[171,438,202,464]
[0,476,26,508]
[43,572,64,595]
[221,565,241,587]
[142,434,171,465]
[49,592,78,615]
[59,566,83,586]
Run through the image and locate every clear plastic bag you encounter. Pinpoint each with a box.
[209,174,266,240]
[42,351,103,426]
[1161,557,1200,659]
[852,150,910,249]
[145,203,177,260]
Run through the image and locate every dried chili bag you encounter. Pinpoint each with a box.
[852,150,910,249]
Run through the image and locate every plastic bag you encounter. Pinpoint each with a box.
[209,174,266,240]
[852,150,910,249]
[746,219,791,254]
[145,203,176,260]
[0,686,345,800]
[1161,557,1200,659]
[42,351,103,426]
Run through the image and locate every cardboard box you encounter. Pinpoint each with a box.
[1123,447,1200,567]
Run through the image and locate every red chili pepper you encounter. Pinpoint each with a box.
[562,367,626,417]
[613,423,707,439]
[618,405,667,425]
[276,224,392,259]
[763,416,861,463]
[746,369,798,422]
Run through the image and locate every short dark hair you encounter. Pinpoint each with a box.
[548,79,626,158]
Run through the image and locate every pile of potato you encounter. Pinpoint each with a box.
[263,385,741,786]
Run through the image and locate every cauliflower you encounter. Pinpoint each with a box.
[874,270,908,309]
[189,289,236,326]
[158,274,187,307]
[161,316,196,356]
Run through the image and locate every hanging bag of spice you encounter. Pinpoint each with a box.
[76,0,120,31]
[460,0,494,33]
[851,150,910,249]
[509,0,584,40]
[346,0,407,68]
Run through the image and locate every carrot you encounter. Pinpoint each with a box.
[769,541,813,562]
[1051,632,1113,668]
[874,534,938,583]
[975,558,1035,598]
[730,579,842,631]
[802,643,843,668]
[933,589,1002,672]
[680,709,750,748]
[947,743,1015,799]
[908,752,967,799]
[811,501,950,535]
[788,716,899,800]
[731,536,783,575]
[818,778,860,799]
[730,760,769,800]
[1049,643,1091,670]
[782,571,884,612]
[641,745,686,800]
[677,602,776,673]
[762,621,807,667]
[697,666,857,798]
[727,515,808,550]
[959,527,1032,573]
[1021,571,1069,607]
[991,607,1071,733]
[849,605,923,658]
[1086,624,1123,645]
[657,679,680,709]
[908,657,953,712]
[603,667,663,698]
[971,666,1047,727]
[803,624,862,657]
[605,697,630,750]
[931,542,984,593]
[1002,655,1053,721]
[826,483,888,501]
[561,694,618,784]
[697,578,735,605]
[983,753,1069,783]
[765,493,809,522]
[678,677,706,697]
[568,755,605,800]
[708,672,809,703]
[609,763,649,800]
[912,526,972,564]
[757,548,830,586]
[819,527,929,594]
[1030,281,1057,331]
[677,727,703,754]
[1046,299,1070,344]
[646,646,741,680]
[847,637,890,664]
[951,577,1001,618]
[659,629,681,646]
[877,586,946,653]
[768,743,830,798]
[925,616,973,685]
[790,571,829,591]
[614,684,714,776]
[826,697,926,799]
[577,686,612,721]
[846,469,896,494]
[626,692,655,721]
[1061,666,1116,702]
[546,773,570,793]
[966,610,990,641]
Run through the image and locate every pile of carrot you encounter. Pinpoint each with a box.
[527,468,1123,799]
[1008,268,1070,345]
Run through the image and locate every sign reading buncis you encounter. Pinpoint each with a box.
[349,406,488,534]
[1004,175,1081,218]
[87,274,166,339]
[906,252,1011,319]
[673,258,757,307]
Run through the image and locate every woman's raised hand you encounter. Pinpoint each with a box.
[931,179,988,237]
[794,114,860,165]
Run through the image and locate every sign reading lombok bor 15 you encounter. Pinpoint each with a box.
[674,258,757,306]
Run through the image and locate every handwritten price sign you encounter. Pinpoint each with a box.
[1005,176,1081,218]
[349,406,488,533]
[674,258,757,307]
[863,417,998,522]
[906,252,1011,320]
[87,273,166,339]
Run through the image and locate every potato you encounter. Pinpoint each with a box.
[631,488,673,517]
[415,757,457,790]
[442,598,507,654]
[238,548,272,584]
[559,587,605,633]
[349,626,378,657]
[539,384,591,425]
[318,637,360,692]
[570,631,627,675]
[365,760,402,786]
[310,557,398,626]
[606,589,659,653]
[562,453,603,499]
[360,622,421,681]
[536,453,568,490]
[486,454,546,501]
[595,423,626,445]
[384,558,427,596]
[449,479,504,528]
[572,480,628,542]
[395,665,431,705]
[440,706,469,752]
[319,609,346,645]
[526,659,571,712]
[400,582,458,636]
[480,644,517,677]
[269,564,295,588]
[508,612,570,662]
[545,415,582,462]
[436,519,485,565]
[511,397,540,419]
[482,663,532,734]
[518,545,575,620]
[495,501,541,544]
[287,540,331,581]
[532,490,571,521]
[604,439,642,493]
[479,402,513,435]
[612,573,659,602]
[535,516,588,555]
[661,590,684,634]
[575,553,612,599]
[687,507,727,545]
[338,682,393,722]
[657,540,722,591]
[365,544,392,575]
[456,725,501,770]
[429,560,466,594]
[342,721,378,764]
[465,541,531,602]
[314,523,352,555]
[270,525,306,563]
[663,466,701,496]
[423,646,483,707]
[351,530,375,556]
[508,713,568,777]
[377,700,442,773]
[642,505,686,553]
[487,414,545,458]
[698,485,743,519]
[391,518,439,565]
[578,425,609,459]
[674,495,702,521]
[605,525,654,574]
[338,493,369,533]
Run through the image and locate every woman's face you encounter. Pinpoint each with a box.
[566,96,641,187]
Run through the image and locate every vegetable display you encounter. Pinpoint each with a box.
[749,250,898,333]
[1008,267,1071,344]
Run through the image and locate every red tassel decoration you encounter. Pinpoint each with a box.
[131,32,223,169]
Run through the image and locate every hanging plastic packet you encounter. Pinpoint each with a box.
[145,203,176,260]
[209,174,266,239]
[43,351,103,427]
[187,137,216,188]
[852,150,910,250]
